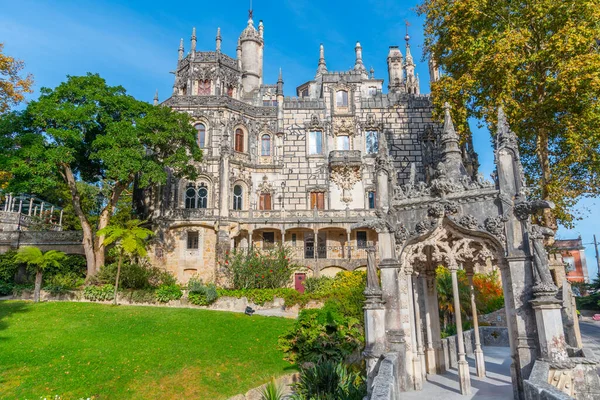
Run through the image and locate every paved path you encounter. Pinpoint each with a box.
[401,346,513,400]
[579,319,600,359]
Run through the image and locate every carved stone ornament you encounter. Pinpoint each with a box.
[334,117,356,137]
[430,162,463,196]
[256,175,275,194]
[330,165,361,191]
[457,215,479,230]
[484,216,507,244]
[415,220,437,235]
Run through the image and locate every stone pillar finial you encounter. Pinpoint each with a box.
[216,27,222,52]
[153,89,159,106]
[190,27,197,58]
[178,38,184,61]
[316,44,327,76]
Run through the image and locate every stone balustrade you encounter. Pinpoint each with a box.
[168,207,377,222]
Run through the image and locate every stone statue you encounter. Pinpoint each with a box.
[366,246,380,292]
[530,224,558,296]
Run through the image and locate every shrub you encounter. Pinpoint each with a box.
[83,284,115,301]
[187,277,218,306]
[221,246,300,289]
[303,276,335,295]
[44,271,85,293]
[576,292,600,310]
[290,361,366,400]
[0,250,19,283]
[156,284,183,303]
[278,304,364,365]
[126,289,157,304]
[260,378,284,400]
[0,282,13,296]
[95,262,175,289]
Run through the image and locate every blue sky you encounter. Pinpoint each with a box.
[1,0,598,278]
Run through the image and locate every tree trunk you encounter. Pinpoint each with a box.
[113,252,122,305]
[34,270,43,303]
[94,180,131,271]
[60,163,97,277]
[536,130,557,231]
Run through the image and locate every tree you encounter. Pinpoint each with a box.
[0,43,33,115]
[1,74,201,276]
[15,247,66,302]
[418,0,600,229]
[97,219,153,305]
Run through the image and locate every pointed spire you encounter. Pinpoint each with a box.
[178,38,184,61]
[440,102,467,178]
[216,27,222,52]
[429,56,440,83]
[496,106,518,152]
[316,43,327,76]
[258,20,264,38]
[153,90,159,106]
[354,41,365,72]
[276,68,284,96]
[442,103,459,143]
[191,27,197,58]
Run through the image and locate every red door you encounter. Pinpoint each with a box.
[295,273,306,293]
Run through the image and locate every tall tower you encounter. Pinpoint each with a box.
[239,10,264,94]
[387,46,404,93]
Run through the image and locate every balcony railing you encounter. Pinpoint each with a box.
[245,243,378,261]
[329,150,362,166]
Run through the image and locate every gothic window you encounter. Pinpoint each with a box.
[198,79,211,95]
[259,193,272,210]
[233,185,243,210]
[227,85,234,97]
[336,135,350,150]
[308,131,323,155]
[195,123,206,148]
[310,192,325,210]
[187,231,199,249]
[336,90,348,107]
[185,184,197,209]
[366,130,379,154]
[261,134,271,156]
[368,191,376,209]
[357,231,368,249]
[235,128,244,152]
[197,184,208,208]
[291,233,297,245]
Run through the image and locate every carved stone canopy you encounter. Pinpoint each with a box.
[400,223,500,274]
[256,175,275,194]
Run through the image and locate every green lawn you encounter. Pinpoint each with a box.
[0,301,296,399]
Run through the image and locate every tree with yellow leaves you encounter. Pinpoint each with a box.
[418,0,600,229]
[0,43,33,114]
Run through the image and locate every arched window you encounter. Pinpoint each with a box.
[235,128,244,152]
[195,123,206,148]
[197,184,208,208]
[198,80,211,95]
[336,90,348,107]
[185,184,197,209]
[261,134,271,156]
[233,185,243,210]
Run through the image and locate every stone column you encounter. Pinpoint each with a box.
[219,153,230,219]
[422,274,437,374]
[313,228,318,259]
[59,210,63,226]
[530,294,569,363]
[347,230,351,260]
[413,272,426,379]
[40,202,45,218]
[363,247,386,389]
[406,267,423,390]
[18,198,23,214]
[28,198,33,216]
[467,272,486,377]
[450,264,471,395]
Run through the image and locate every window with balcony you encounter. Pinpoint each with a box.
[187,231,199,249]
[195,123,206,148]
[185,183,208,209]
[357,231,368,249]
[310,192,325,210]
[233,185,243,210]
[366,130,378,154]
[308,131,323,155]
[368,191,376,209]
[259,193,272,210]
[261,134,271,156]
[336,135,350,150]
[235,128,244,152]
[336,90,348,107]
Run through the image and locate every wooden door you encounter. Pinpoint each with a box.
[295,273,307,293]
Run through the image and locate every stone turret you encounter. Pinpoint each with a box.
[404,33,419,94]
[387,46,404,93]
[190,27,197,60]
[239,16,264,94]
[354,41,367,75]
[178,38,184,62]
[429,56,440,83]
[216,27,222,52]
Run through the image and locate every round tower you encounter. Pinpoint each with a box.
[239,17,264,94]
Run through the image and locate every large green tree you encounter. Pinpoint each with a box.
[418,0,600,229]
[1,74,201,276]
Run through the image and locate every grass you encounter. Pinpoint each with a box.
[0,301,296,399]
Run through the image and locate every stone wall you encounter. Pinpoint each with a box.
[480,307,508,327]
[439,327,510,372]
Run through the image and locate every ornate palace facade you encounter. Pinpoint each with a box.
[146,15,478,284]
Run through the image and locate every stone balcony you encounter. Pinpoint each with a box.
[329,150,362,167]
